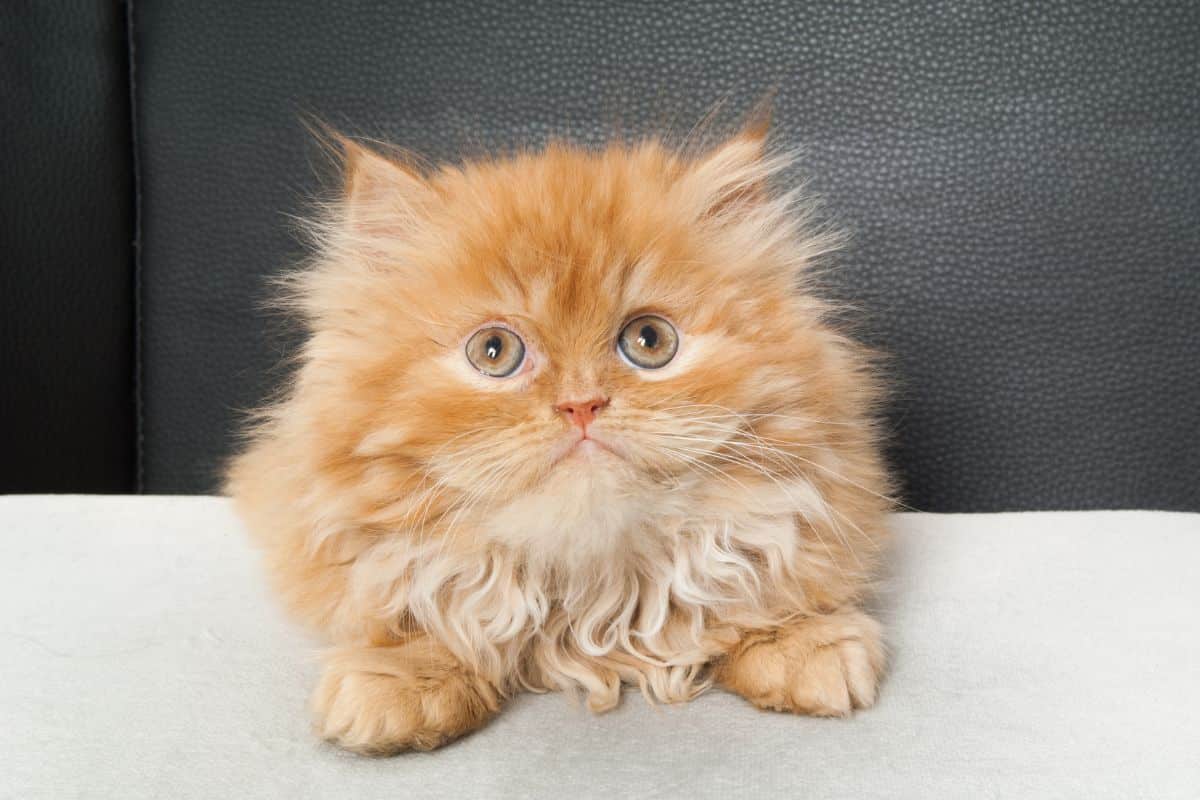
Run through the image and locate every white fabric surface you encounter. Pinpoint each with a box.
[1,496,1197,799]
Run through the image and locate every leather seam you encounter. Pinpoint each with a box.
[124,0,145,493]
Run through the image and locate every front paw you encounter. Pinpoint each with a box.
[313,643,500,754]
[716,609,885,717]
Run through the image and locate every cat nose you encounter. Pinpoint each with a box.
[555,396,609,432]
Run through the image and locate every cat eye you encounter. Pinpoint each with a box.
[618,315,679,370]
[465,326,526,377]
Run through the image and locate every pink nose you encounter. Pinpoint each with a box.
[555,396,609,431]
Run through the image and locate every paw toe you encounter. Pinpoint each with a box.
[788,645,853,717]
[839,639,880,709]
[719,611,885,718]
[314,661,494,754]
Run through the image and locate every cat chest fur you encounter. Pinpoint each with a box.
[348,490,819,707]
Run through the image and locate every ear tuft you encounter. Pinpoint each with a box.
[339,137,414,197]
[739,89,776,144]
[333,135,430,239]
[683,106,782,221]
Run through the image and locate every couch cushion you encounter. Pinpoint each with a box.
[3,496,1196,798]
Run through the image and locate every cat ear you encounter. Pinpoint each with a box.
[682,104,780,221]
[336,136,430,239]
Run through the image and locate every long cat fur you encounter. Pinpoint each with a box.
[227,121,893,753]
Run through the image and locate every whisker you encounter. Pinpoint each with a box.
[657,440,855,570]
[648,413,908,511]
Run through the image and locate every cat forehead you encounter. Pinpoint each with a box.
[367,139,789,336]
[452,244,690,334]
[425,223,686,327]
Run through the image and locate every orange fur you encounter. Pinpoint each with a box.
[227,124,893,753]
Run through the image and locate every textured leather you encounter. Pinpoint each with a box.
[0,2,135,492]
[130,2,1200,509]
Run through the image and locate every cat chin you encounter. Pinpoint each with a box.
[480,454,665,565]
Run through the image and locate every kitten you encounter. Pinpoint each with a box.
[227,120,893,754]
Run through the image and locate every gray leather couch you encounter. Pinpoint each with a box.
[4,0,1198,511]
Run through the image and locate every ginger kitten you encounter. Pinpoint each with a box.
[227,121,892,754]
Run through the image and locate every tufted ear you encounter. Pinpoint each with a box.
[681,104,780,221]
[336,136,430,239]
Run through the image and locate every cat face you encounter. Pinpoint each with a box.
[291,133,850,561]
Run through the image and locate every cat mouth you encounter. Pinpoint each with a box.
[551,433,623,466]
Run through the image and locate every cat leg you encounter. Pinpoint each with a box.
[714,607,885,717]
[313,637,502,754]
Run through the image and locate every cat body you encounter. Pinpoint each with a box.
[228,125,891,753]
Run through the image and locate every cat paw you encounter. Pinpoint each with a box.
[716,609,885,717]
[313,643,500,754]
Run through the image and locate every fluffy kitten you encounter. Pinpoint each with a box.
[227,121,893,754]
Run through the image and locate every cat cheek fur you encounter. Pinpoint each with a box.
[226,126,893,753]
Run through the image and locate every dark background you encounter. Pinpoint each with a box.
[1,2,135,492]
[2,1,1198,511]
